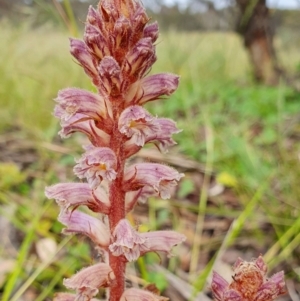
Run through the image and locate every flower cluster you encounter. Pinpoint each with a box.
[45,0,185,301]
[211,256,286,301]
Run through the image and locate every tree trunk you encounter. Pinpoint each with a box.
[236,0,280,85]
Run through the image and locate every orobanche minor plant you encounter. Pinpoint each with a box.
[45,0,185,300]
[45,1,287,301]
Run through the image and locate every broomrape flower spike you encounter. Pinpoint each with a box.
[45,0,185,300]
[211,256,286,301]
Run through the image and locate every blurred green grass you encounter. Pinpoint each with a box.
[1,20,300,300]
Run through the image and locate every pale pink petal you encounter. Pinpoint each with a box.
[120,288,166,301]
[119,106,160,146]
[140,230,186,257]
[125,73,179,105]
[123,163,184,199]
[45,182,110,214]
[74,146,117,189]
[58,209,110,247]
[58,115,111,147]
[63,263,115,299]
[55,88,111,122]
[211,271,229,301]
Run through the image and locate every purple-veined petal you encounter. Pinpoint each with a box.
[84,23,110,60]
[98,56,122,97]
[118,106,160,146]
[145,118,181,152]
[123,163,184,199]
[211,271,229,301]
[58,209,110,247]
[63,263,115,299]
[123,37,156,81]
[45,182,110,214]
[74,146,117,189]
[69,38,99,84]
[125,73,179,105]
[58,114,111,147]
[143,22,159,43]
[55,88,111,122]
[113,16,132,53]
[120,288,166,301]
[109,219,185,261]
[123,118,180,157]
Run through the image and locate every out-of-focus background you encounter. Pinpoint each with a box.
[1,0,300,300]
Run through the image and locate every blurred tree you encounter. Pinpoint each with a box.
[235,0,281,85]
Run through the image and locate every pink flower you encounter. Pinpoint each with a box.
[109,219,185,261]
[45,182,110,214]
[123,163,184,199]
[55,88,112,123]
[58,209,110,247]
[125,73,179,106]
[57,114,111,147]
[63,263,115,300]
[119,106,160,146]
[211,256,286,301]
[73,146,117,189]
[120,288,167,301]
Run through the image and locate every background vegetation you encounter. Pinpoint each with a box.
[0,1,300,300]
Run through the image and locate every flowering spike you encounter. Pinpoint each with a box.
[211,256,286,301]
[46,0,184,299]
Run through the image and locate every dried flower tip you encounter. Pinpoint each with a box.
[63,263,115,299]
[74,146,117,189]
[58,209,110,247]
[211,256,286,301]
